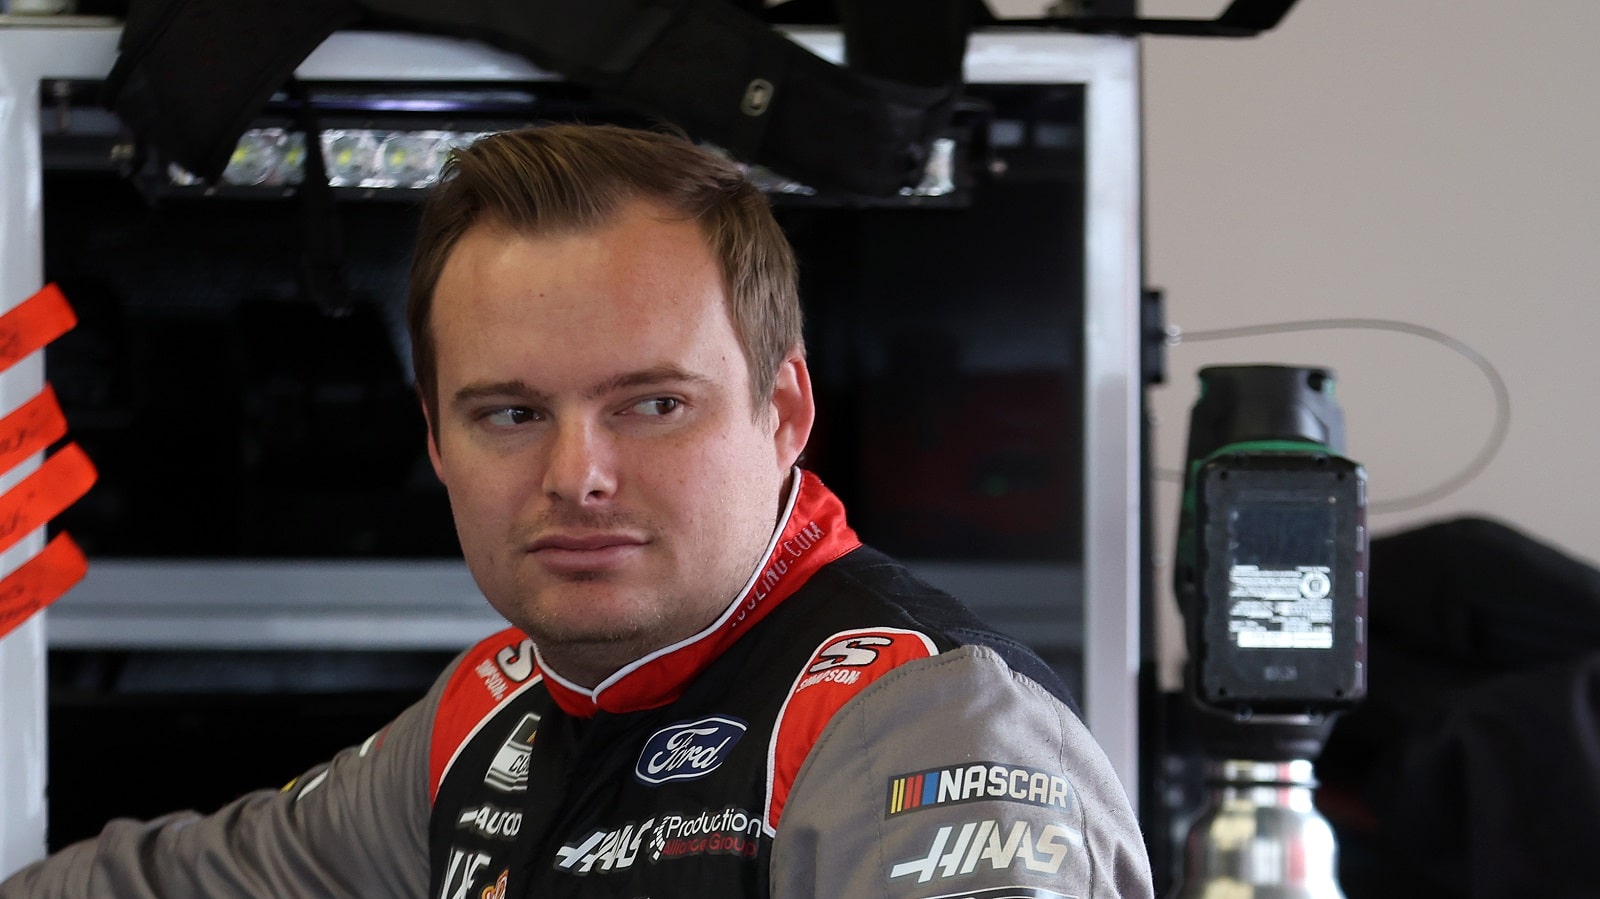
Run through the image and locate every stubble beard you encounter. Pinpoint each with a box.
[512,571,672,679]
[499,501,772,686]
[510,505,659,641]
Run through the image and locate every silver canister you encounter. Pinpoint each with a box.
[1174,758,1344,899]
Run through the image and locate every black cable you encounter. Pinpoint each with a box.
[1157,317,1512,514]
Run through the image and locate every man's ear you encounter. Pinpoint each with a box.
[770,349,815,470]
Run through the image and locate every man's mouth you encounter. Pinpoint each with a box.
[527,532,648,572]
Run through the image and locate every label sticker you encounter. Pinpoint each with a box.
[1228,564,1334,649]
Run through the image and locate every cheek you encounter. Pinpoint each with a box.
[667,430,764,492]
[683,432,781,523]
[436,448,529,522]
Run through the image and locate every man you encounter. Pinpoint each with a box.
[2,124,1152,898]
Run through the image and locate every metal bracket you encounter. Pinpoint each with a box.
[1021,0,1299,38]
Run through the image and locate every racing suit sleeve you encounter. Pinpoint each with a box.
[770,644,1154,898]
[0,655,459,899]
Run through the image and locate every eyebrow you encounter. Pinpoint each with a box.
[448,365,713,411]
[593,365,713,397]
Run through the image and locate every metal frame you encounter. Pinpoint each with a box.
[0,19,123,879]
[0,23,1142,876]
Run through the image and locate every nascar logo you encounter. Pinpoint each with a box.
[887,762,1075,816]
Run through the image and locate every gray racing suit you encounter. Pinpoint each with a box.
[1,471,1153,898]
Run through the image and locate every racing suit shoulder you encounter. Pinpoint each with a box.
[0,652,453,899]
[758,547,1153,898]
[770,643,1154,899]
[819,545,1082,709]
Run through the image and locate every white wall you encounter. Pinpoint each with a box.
[1136,0,1600,677]
[990,0,1600,677]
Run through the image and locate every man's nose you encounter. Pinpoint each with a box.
[542,418,617,503]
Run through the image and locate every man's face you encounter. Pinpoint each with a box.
[425,200,812,686]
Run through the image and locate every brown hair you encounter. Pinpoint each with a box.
[406,124,802,429]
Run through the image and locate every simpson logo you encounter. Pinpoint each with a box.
[635,716,746,785]
[457,803,523,840]
[890,819,1085,884]
[474,659,512,702]
[495,638,536,681]
[809,634,893,672]
[484,712,540,793]
[887,762,1077,817]
[477,638,536,701]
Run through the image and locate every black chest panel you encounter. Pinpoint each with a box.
[425,549,1039,899]
[431,679,794,897]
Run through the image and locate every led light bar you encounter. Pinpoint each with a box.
[169,127,490,190]
[173,128,958,198]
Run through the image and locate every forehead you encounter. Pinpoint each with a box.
[429,202,742,391]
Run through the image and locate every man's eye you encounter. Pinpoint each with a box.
[631,397,682,416]
[482,407,538,427]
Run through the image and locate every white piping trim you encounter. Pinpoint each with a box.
[538,468,805,704]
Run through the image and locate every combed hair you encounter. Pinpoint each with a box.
[406,124,802,428]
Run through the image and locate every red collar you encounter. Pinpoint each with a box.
[538,469,860,717]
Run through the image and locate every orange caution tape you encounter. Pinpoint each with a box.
[0,386,69,476]
[0,442,97,558]
[0,283,78,374]
[0,286,92,640]
[0,533,88,641]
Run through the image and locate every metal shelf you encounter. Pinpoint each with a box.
[44,559,1082,653]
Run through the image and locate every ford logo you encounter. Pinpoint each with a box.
[635,716,747,785]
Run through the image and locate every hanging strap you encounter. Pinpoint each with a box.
[104,0,364,181]
[362,0,963,195]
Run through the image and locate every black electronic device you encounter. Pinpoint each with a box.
[1190,451,1366,713]
[1168,363,1369,899]
[1174,365,1368,746]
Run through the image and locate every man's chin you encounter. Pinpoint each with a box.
[517,618,672,687]
[508,596,667,653]
[526,622,653,650]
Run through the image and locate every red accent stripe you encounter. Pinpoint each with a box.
[428,626,536,803]
[766,628,937,831]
